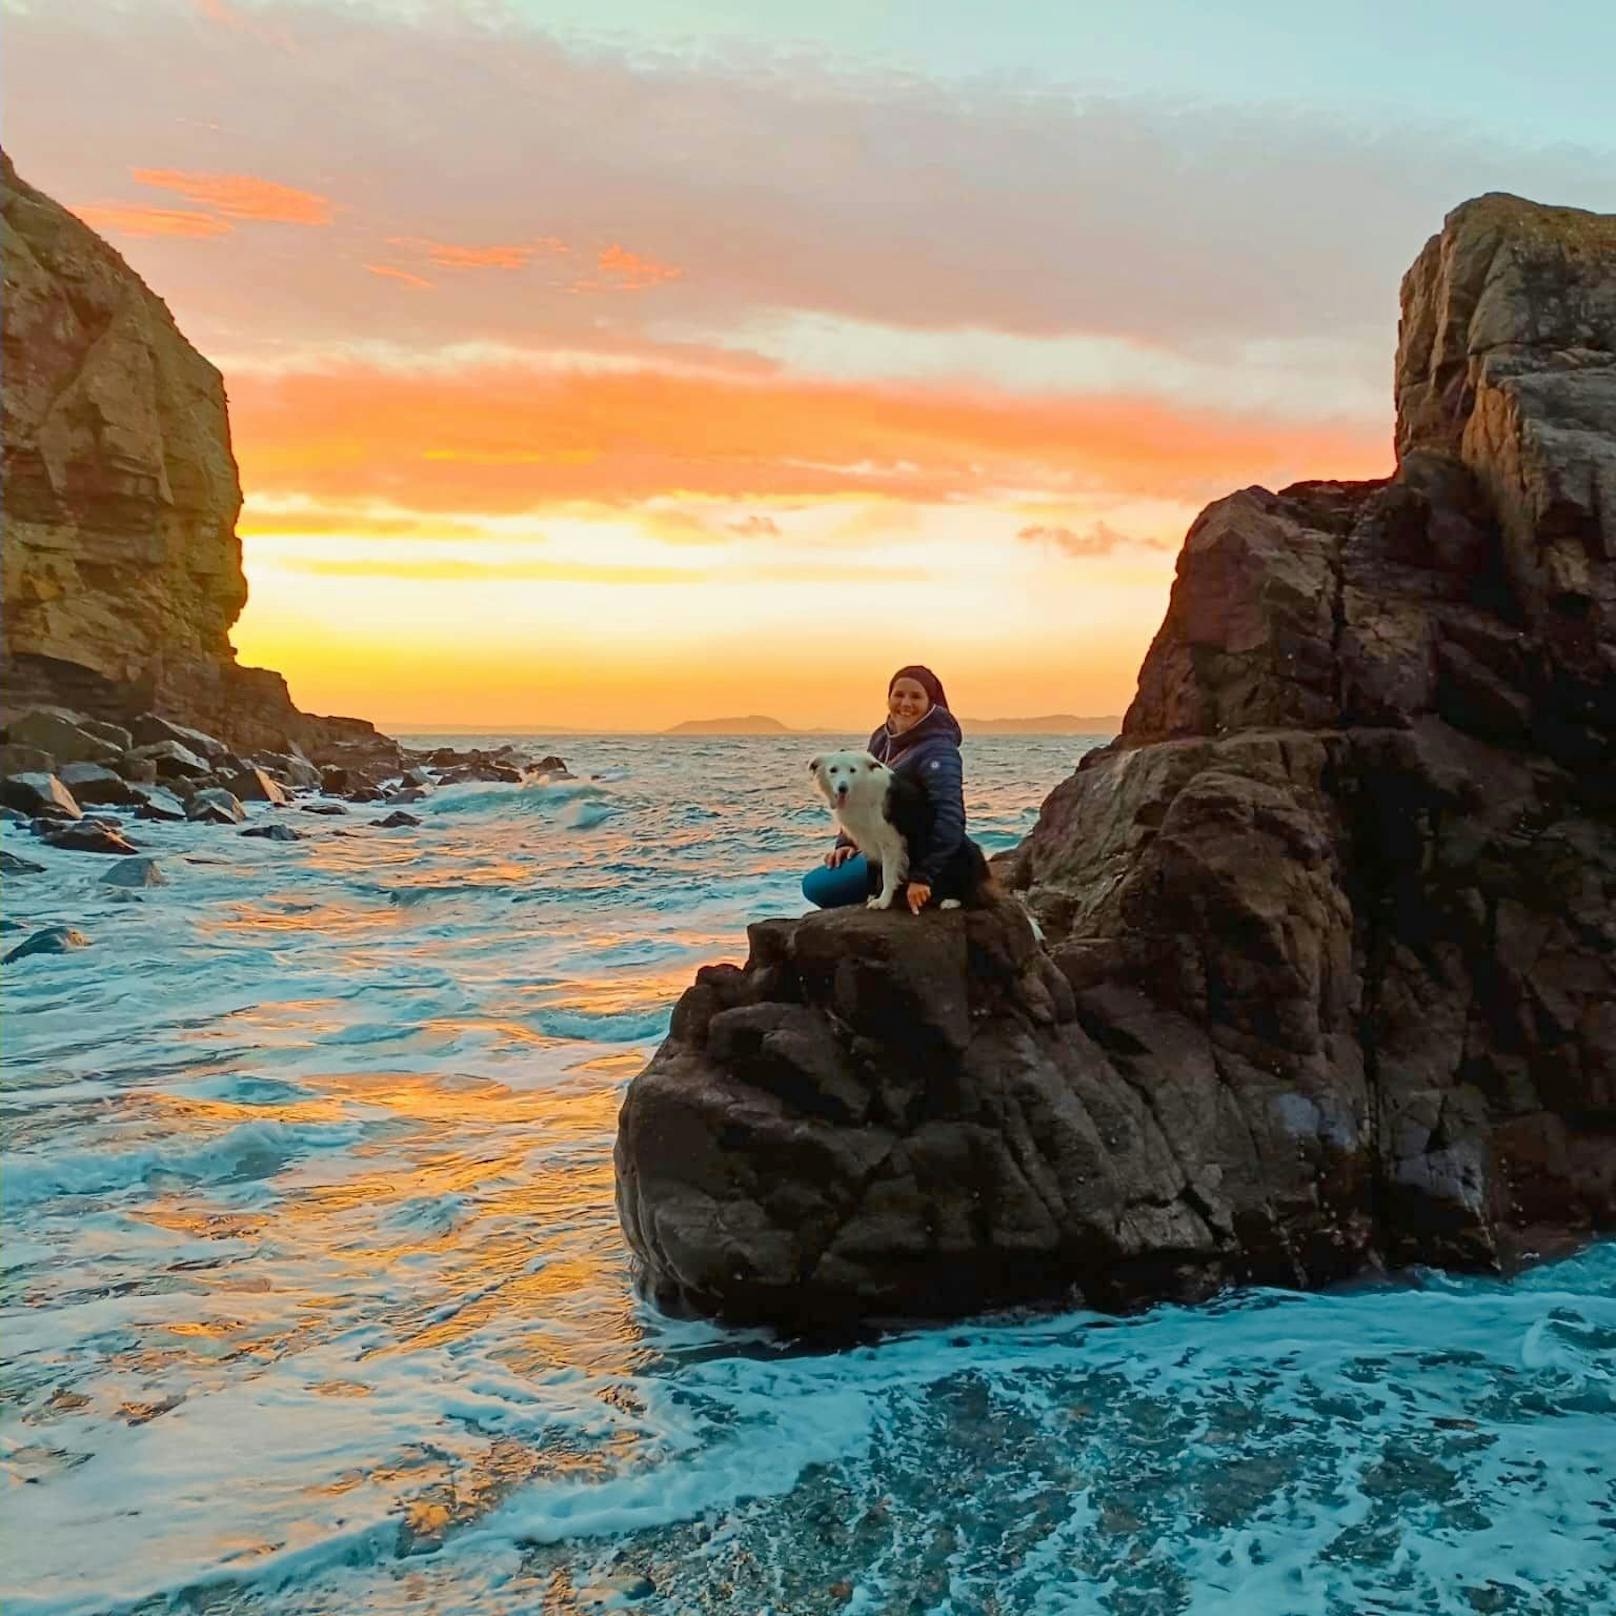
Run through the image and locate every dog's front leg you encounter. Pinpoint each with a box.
[867,828,908,910]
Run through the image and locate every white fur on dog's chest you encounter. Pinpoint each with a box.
[809,749,912,909]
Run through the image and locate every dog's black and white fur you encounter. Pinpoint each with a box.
[809,750,992,911]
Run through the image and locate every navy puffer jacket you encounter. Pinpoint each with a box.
[838,706,968,884]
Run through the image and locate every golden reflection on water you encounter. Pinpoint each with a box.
[204,899,404,940]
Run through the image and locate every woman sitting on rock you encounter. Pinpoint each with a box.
[802,664,968,915]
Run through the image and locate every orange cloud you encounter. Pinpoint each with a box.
[584,244,682,292]
[364,263,434,291]
[132,168,332,225]
[386,236,568,270]
[227,361,1389,513]
[69,203,231,239]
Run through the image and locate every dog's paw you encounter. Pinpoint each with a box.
[939,898,961,911]
[866,895,888,911]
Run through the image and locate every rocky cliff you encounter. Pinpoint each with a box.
[1,150,384,759]
[615,193,1616,1331]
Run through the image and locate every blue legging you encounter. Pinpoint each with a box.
[802,853,879,909]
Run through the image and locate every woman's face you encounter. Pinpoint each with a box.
[887,677,932,733]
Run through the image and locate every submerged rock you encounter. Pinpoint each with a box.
[100,856,166,887]
[0,849,46,874]
[4,925,92,963]
[616,193,1616,1329]
[374,810,421,827]
[240,822,302,841]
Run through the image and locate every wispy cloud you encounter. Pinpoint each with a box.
[1017,520,1169,558]
[69,202,231,238]
[385,235,568,271]
[132,168,333,225]
[364,263,434,290]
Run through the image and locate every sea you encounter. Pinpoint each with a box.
[3,733,1612,1616]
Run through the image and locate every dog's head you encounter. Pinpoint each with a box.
[808,750,886,808]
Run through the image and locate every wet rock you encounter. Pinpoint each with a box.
[100,856,166,887]
[5,710,120,765]
[42,821,139,855]
[374,810,421,827]
[0,743,55,776]
[0,806,31,825]
[439,762,523,785]
[128,785,187,822]
[0,772,82,820]
[299,801,348,816]
[320,765,380,795]
[223,767,289,806]
[390,785,432,803]
[345,786,386,803]
[56,762,141,806]
[240,823,302,841]
[401,766,434,788]
[617,193,1616,1330]
[128,740,211,780]
[0,849,46,874]
[4,925,92,963]
[187,788,245,825]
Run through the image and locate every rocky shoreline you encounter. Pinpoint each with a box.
[615,192,1616,1331]
[0,703,568,962]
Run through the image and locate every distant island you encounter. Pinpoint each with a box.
[664,713,1121,735]
[665,715,795,734]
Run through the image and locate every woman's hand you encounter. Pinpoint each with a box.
[905,881,932,914]
[824,845,858,868]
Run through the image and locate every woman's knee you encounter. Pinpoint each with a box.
[802,854,869,908]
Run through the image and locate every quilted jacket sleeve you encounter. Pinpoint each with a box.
[910,746,966,884]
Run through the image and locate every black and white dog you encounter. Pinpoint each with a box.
[809,750,992,912]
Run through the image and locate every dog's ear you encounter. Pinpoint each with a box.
[866,760,879,770]
[808,756,822,773]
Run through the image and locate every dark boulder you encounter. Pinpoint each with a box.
[0,849,46,874]
[224,767,289,806]
[129,714,229,761]
[128,740,211,780]
[57,762,141,806]
[187,788,245,825]
[1,772,82,820]
[299,801,348,816]
[129,784,188,822]
[616,193,1616,1330]
[374,810,421,827]
[5,710,119,765]
[43,821,140,855]
[0,743,55,776]
[240,822,302,841]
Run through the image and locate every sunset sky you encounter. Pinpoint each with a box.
[6,0,1614,729]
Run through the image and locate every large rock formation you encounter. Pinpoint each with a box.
[1,150,387,760]
[615,194,1616,1330]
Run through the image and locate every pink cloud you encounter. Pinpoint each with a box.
[132,167,332,225]
[68,201,231,239]
[385,235,568,270]
[364,263,434,290]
